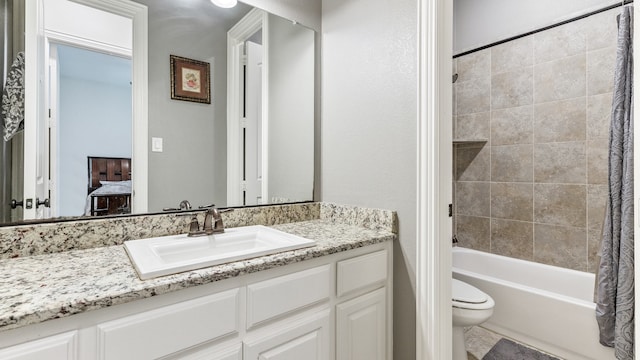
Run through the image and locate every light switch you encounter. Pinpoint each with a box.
[152,137,163,152]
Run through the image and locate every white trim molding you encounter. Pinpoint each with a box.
[227,9,268,206]
[416,0,453,359]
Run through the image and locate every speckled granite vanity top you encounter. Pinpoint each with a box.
[0,203,396,332]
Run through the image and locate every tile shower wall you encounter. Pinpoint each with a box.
[453,9,618,272]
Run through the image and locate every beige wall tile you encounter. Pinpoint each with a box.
[456,181,490,217]
[491,219,533,260]
[587,47,616,96]
[534,184,587,227]
[588,184,608,232]
[457,77,491,115]
[534,54,586,104]
[588,228,602,273]
[585,9,618,51]
[456,146,490,181]
[453,86,458,116]
[587,93,613,140]
[534,142,586,184]
[534,98,586,143]
[491,68,533,109]
[491,106,533,145]
[534,224,587,271]
[456,111,490,140]
[587,139,609,184]
[452,10,615,273]
[491,36,533,74]
[534,21,586,64]
[457,49,490,83]
[456,215,490,252]
[491,144,533,182]
[491,182,533,221]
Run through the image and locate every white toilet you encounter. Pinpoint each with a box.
[452,278,495,360]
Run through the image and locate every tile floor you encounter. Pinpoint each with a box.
[465,326,563,359]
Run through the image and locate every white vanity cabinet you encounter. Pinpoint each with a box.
[0,331,78,360]
[335,250,390,360]
[96,289,240,360]
[0,242,392,360]
[243,309,331,360]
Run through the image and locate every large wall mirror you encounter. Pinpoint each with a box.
[2,0,315,225]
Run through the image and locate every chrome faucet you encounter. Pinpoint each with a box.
[179,200,192,210]
[187,205,233,237]
[162,200,192,211]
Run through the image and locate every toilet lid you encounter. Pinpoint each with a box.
[452,279,487,304]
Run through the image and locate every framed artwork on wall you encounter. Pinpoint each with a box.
[170,55,211,104]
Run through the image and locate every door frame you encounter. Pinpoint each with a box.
[24,0,148,218]
[227,8,269,207]
[416,0,453,359]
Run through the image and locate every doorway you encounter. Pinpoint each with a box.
[51,44,132,217]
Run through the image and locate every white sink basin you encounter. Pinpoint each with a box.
[124,225,316,280]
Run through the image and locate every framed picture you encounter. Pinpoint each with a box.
[170,55,211,104]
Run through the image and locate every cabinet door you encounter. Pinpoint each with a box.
[336,288,386,360]
[0,331,78,360]
[163,342,242,360]
[243,309,330,360]
[97,288,240,360]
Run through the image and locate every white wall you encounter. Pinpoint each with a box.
[44,0,132,51]
[244,0,321,31]
[268,13,315,203]
[58,77,131,216]
[454,0,618,54]
[322,0,417,358]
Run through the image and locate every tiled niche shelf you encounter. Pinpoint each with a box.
[452,139,488,145]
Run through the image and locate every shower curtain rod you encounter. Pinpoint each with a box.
[453,0,634,58]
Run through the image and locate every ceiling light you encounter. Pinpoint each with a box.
[211,0,237,8]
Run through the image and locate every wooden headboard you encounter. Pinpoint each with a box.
[87,156,131,195]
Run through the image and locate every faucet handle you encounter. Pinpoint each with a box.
[199,204,216,209]
[188,216,200,233]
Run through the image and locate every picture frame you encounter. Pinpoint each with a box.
[170,55,211,104]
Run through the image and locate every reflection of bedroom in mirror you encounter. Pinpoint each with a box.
[55,46,132,218]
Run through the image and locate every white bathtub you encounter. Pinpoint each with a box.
[452,247,615,360]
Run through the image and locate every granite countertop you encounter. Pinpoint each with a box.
[0,219,395,333]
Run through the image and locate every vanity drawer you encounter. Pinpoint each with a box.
[337,250,388,297]
[96,288,240,360]
[246,264,331,329]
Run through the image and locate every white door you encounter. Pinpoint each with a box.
[336,288,387,360]
[0,331,77,360]
[243,309,330,360]
[244,40,263,206]
[47,43,60,217]
[23,41,51,220]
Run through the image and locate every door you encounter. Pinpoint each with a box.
[243,40,263,206]
[336,288,387,360]
[0,331,77,360]
[47,43,60,217]
[243,309,330,360]
[22,41,51,220]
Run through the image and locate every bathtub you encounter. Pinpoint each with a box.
[452,247,615,360]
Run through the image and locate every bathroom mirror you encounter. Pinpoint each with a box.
[5,0,315,225]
